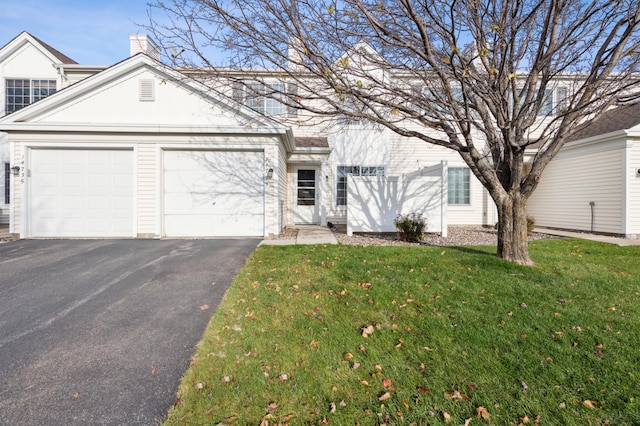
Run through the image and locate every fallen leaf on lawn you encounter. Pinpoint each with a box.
[360,380,369,386]
[339,400,346,407]
[279,373,288,381]
[330,402,337,413]
[352,362,361,369]
[266,402,278,412]
[476,406,491,420]
[417,387,431,394]
[383,378,392,388]
[310,340,320,348]
[362,325,375,337]
[378,392,392,401]
[195,382,204,390]
[344,352,354,359]
[521,415,530,423]
[443,411,451,423]
[445,390,471,401]
[375,364,383,370]
[464,418,472,426]
[583,400,596,409]
[200,304,209,311]
[559,402,566,409]
[359,345,366,352]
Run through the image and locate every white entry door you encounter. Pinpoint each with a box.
[163,150,265,237]
[293,167,319,224]
[29,148,134,237]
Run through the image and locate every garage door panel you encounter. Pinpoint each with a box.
[163,150,265,237]
[30,149,134,238]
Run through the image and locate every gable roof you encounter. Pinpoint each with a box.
[0,31,77,64]
[29,33,77,64]
[0,53,291,139]
[568,102,640,142]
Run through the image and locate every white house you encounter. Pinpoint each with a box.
[6,31,636,240]
[0,32,498,239]
[527,103,640,239]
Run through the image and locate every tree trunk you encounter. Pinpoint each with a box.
[496,193,533,265]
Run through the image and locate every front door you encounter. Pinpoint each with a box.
[293,167,319,224]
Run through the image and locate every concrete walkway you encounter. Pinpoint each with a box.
[260,225,338,246]
[534,228,640,246]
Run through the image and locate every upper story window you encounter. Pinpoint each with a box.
[336,165,385,206]
[448,167,470,205]
[536,86,568,117]
[232,81,298,116]
[5,79,56,114]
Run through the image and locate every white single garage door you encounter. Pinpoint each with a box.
[30,148,134,237]
[163,150,265,237]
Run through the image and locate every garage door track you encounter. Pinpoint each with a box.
[0,239,258,425]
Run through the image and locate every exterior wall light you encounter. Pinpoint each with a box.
[11,165,20,175]
[266,168,274,180]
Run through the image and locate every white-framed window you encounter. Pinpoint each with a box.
[5,79,56,113]
[537,86,568,117]
[4,163,9,204]
[336,165,385,206]
[233,81,298,116]
[448,167,470,205]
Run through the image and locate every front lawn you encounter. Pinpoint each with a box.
[164,239,640,425]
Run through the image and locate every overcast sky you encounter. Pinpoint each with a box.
[0,0,156,64]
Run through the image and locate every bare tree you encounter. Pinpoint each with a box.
[146,0,640,265]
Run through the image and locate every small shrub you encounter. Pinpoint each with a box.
[394,213,427,242]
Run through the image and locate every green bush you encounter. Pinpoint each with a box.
[394,213,427,242]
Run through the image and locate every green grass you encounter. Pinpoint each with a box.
[164,239,640,425]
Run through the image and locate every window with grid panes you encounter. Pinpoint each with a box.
[336,165,385,206]
[5,79,56,113]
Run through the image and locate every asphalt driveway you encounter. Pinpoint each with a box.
[0,239,259,425]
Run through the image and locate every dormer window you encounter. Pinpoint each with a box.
[5,79,56,113]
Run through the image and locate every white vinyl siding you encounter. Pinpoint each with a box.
[628,140,640,235]
[527,141,625,234]
[136,144,157,236]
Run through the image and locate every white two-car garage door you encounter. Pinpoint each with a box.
[30,148,134,237]
[163,150,265,237]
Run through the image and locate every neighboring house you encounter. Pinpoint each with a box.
[527,103,640,238]
[0,32,76,224]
